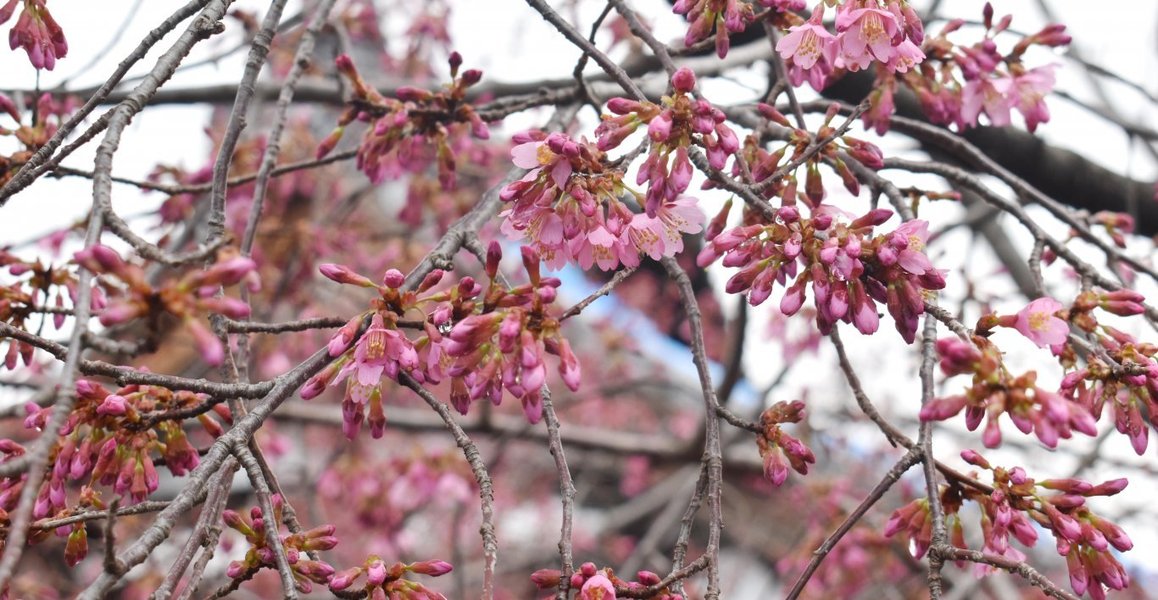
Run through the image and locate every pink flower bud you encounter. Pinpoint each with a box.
[850,208,893,230]
[96,394,128,416]
[959,449,990,469]
[671,67,696,93]
[201,257,257,287]
[98,302,141,326]
[226,561,247,579]
[329,567,362,591]
[188,319,224,366]
[460,69,483,85]
[319,263,374,287]
[381,269,405,289]
[418,269,445,293]
[580,573,615,600]
[485,241,502,279]
[606,97,640,115]
[1088,478,1128,496]
[410,559,453,576]
[366,559,387,586]
[198,296,251,319]
[74,244,124,275]
[520,245,541,285]
[530,568,561,589]
[648,112,673,142]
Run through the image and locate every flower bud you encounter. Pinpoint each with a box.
[382,268,405,289]
[319,263,374,287]
[410,559,453,576]
[530,568,561,589]
[96,394,128,417]
[671,67,696,93]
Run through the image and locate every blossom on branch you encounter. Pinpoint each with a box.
[223,496,337,594]
[499,130,704,271]
[672,0,754,58]
[1,0,68,70]
[887,452,1132,599]
[318,51,489,189]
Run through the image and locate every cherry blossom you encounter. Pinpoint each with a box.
[1013,297,1069,348]
[775,7,837,77]
[2,0,68,70]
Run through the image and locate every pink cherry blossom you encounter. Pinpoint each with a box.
[961,76,1014,127]
[1013,297,1069,348]
[653,194,705,254]
[835,7,902,71]
[1010,64,1056,132]
[887,38,925,73]
[579,573,615,600]
[775,9,837,71]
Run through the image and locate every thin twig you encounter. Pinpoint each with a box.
[234,443,299,599]
[784,447,923,600]
[660,256,723,598]
[240,0,339,256]
[399,373,496,600]
[540,387,577,598]
[918,313,948,598]
[0,0,220,202]
[560,267,636,320]
[206,0,292,245]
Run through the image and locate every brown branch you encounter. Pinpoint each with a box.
[918,313,948,597]
[399,373,497,600]
[540,387,577,598]
[559,266,636,321]
[0,0,221,203]
[784,447,923,600]
[205,0,291,245]
[660,256,723,598]
[933,547,1080,600]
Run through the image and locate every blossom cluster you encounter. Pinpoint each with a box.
[596,68,737,216]
[317,51,489,190]
[698,206,945,343]
[223,496,338,594]
[885,451,1132,599]
[892,3,1070,133]
[317,451,473,555]
[1,248,80,369]
[1057,291,1156,454]
[19,380,225,510]
[443,244,580,421]
[923,292,1157,453]
[732,102,886,202]
[221,496,453,599]
[499,129,704,271]
[303,242,581,437]
[531,562,684,599]
[73,245,259,365]
[921,334,1097,449]
[672,0,755,59]
[1,92,77,187]
[1,0,68,70]
[774,1,925,91]
[0,379,229,565]
[754,400,815,486]
[329,555,452,599]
